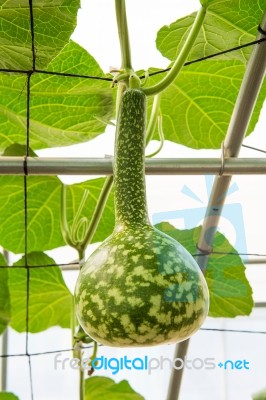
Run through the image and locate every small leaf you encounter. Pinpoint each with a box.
[0,0,80,70]
[0,41,114,152]
[0,393,19,400]
[9,252,72,333]
[156,0,266,64]
[85,377,144,400]
[0,253,11,334]
[1,144,36,157]
[147,61,266,149]
[155,223,253,317]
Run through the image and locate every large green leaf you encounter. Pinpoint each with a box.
[0,253,11,334]
[0,175,63,254]
[0,394,19,400]
[0,41,114,151]
[9,252,72,333]
[156,0,266,64]
[156,222,253,317]
[147,61,266,149]
[0,175,114,254]
[0,0,80,70]
[85,377,144,400]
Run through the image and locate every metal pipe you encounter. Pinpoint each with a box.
[0,157,266,175]
[168,11,266,400]
[196,14,266,269]
[244,258,266,264]
[1,250,9,391]
[166,339,190,400]
[0,330,8,391]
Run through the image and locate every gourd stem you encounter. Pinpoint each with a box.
[142,7,206,96]
[90,341,98,367]
[116,81,127,120]
[114,90,149,227]
[115,0,132,70]
[81,176,113,251]
[145,94,161,146]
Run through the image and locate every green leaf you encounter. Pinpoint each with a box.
[85,377,144,400]
[0,175,114,254]
[147,61,266,149]
[1,143,36,157]
[9,252,72,333]
[0,41,114,151]
[0,253,11,334]
[0,175,63,254]
[0,393,19,400]
[156,0,266,64]
[0,0,80,70]
[155,222,253,317]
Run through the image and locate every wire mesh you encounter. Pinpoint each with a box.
[0,1,266,399]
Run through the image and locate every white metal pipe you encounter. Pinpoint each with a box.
[196,14,266,270]
[0,157,266,175]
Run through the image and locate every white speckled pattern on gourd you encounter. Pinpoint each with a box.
[75,89,209,347]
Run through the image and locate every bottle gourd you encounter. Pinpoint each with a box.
[75,82,209,347]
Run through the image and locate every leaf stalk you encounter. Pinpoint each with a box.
[142,7,206,96]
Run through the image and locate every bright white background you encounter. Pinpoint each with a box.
[1,0,266,399]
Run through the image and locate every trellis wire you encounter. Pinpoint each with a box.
[1,325,266,360]
[0,2,266,399]
[1,252,266,270]
[0,39,265,81]
[22,0,35,398]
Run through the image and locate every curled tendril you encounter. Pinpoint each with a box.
[60,185,90,250]
[141,70,149,87]
[73,217,89,244]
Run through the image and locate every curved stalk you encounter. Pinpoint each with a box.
[142,7,206,96]
[60,184,76,248]
[146,115,164,158]
[81,176,114,252]
[145,94,161,145]
[115,0,132,70]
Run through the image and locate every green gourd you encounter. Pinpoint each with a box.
[74,79,209,347]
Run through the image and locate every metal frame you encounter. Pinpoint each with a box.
[1,157,266,175]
